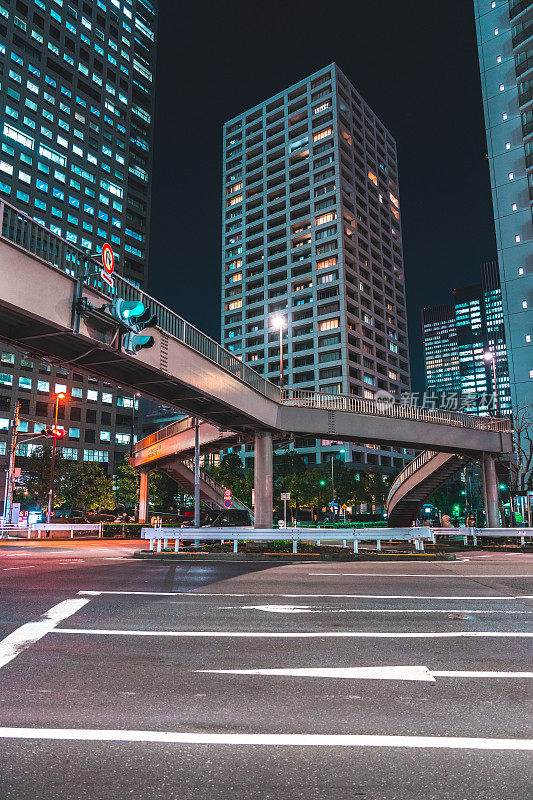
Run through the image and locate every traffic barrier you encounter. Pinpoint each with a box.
[432,527,533,547]
[140,526,432,554]
[28,523,103,539]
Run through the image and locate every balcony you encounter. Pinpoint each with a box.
[522,118,533,137]
[513,21,533,49]
[520,85,533,107]
[516,53,533,77]
[510,0,533,21]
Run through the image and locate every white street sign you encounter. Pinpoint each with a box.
[281,492,291,500]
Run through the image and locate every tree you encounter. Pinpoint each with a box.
[114,457,139,508]
[148,471,181,510]
[206,454,248,501]
[354,470,393,513]
[62,462,114,511]
[15,443,69,510]
[508,405,533,493]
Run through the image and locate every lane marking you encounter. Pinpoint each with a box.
[53,629,533,639]
[2,566,36,571]
[308,573,533,578]
[0,598,91,671]
[0,727,530,750]
[77,590,533,601]
[197,666,533,682]
[222,604,532,614]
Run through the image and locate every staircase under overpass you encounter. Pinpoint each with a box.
[386,451,475,526]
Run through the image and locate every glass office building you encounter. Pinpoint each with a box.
[0,0,156,476]
[422,262,511,415]
[221,64,411,471]
[474,0,533,412]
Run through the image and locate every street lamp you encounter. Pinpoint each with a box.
[46,391,67,524]
[483,351,500,417]
[271,314,285,391]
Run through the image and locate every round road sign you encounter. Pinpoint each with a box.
[223,498,231,508]
[101,243,114,276]
[224,488,232,498]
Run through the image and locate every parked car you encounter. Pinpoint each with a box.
[180,508,252,528]
[51,508,88,523]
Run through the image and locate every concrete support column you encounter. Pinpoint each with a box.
[254,431,273,529]
[139,470,149,524]
[482,453,499,528]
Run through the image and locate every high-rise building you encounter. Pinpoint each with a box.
[0,0,156,478]
[422,262,512,415]
[221,63,411,471]
[474,0,533,412]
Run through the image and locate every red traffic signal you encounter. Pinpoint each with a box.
[43,427,66,439]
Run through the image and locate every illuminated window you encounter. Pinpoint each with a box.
[367,170,378,186]
[506,142,511,150]
[37,380,49,392]
[516,234,521,242]
[513,203,517,211]
[502,112,508,120]
[55,383,67,393]
[226,299,242,311]
[315,211,336,226]
[316,256,337,270]
[497,55,502,63]
[226,194,242,208]
[519,267,525,275]
[526,335,531,343]
[499,84,504,92]
[509,172,514,180]
[312,126,333,143]
[494,27,498,35]
[318,318,339,332]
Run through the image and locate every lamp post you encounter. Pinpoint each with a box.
[483,350,500,417]
[271,315,285,391]
[130,393,139,458]
[46,391,66,524]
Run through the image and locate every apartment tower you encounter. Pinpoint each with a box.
[221,63,410,470]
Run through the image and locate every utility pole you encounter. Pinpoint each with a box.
[2,402,20,531]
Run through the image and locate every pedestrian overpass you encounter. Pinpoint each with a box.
[0,200,513,527]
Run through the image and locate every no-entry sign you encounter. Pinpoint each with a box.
[101,243,114,287]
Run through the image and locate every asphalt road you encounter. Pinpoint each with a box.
[0,539,532,800]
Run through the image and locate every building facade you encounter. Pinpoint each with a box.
[474,0,533,412]
[422,262,512,415]
[0,0,156,477]
[221,64,411,470]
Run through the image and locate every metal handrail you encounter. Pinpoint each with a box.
[281,389,512,432]
[0,199,280,403]
[137,417,195,451]
[386,450,437,505]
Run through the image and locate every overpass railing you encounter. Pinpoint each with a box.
[281,389,512,432]
[387,450,438,505]
[0,199,280,403]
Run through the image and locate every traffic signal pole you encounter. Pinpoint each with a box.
[2,402,20,531]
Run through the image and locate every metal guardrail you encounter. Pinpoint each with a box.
[141,526,433,553]
[432,527,533,547]
[281,390,512,432]
[138,417,196,451]
[0,199,280,403]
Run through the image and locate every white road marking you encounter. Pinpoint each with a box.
[308,573,533,578]
[0,727,530,750]
[2,566,36,571]
[223,604,531,614]
[197,666,533,682]
[0,598,91,671]
[52,628,533,639]
[77,590,529,600]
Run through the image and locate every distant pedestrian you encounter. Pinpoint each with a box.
[441,514,452,528]
[466,514,476,528]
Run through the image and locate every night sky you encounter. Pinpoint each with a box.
[148,0,496,393]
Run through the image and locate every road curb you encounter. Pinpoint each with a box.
[132,551,457,562]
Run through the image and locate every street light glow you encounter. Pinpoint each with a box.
[483,351,494,362]
[55,391,66,400]
[271,314,285,330]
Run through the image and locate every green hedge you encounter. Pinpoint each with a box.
[102,523,143,538]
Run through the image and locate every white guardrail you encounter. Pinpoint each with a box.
[141,526,433,554]
[28,523,103,539]
[433,527,533,547]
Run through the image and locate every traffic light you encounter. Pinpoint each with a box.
[110,298,156,355]
[43,427,66,439]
